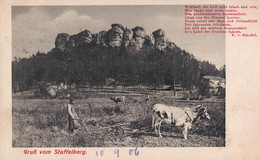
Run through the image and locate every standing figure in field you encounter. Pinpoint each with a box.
[67,98,80,133]
[145,94,150,104]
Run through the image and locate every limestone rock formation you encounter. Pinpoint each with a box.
[144,35,154,46]
[92,33,98,43]
[53,23,179,55]
[107,24,125,47]
[166,41,177,50]
[55,33,70,52]
[75,30,92,48]
[92,31,108,47]
[132,26,146,50]
[65,35,77,53]
[122,28,134,48]
[153,29,167,51]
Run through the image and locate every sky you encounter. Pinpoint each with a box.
[12,6,225,68]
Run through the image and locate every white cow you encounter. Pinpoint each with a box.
[152,104,210,139]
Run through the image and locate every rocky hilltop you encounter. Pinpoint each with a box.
[12,23,222,95]
[55,23,179,54]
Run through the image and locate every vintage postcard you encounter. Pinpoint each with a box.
[1,0,260,159]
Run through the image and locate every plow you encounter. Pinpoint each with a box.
[60,99,152,140]
[77,118,153,140]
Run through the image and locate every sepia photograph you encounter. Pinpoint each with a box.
[12,5,226,147]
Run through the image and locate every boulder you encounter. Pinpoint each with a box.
[132,26,146,50]
[55,33,70,52]
[107,23,125,47]
[153,29,167,51]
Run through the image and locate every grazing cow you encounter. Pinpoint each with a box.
[110,96,126,104]
[152,104,210,139]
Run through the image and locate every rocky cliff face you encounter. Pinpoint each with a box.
[107,24,124,47]
[152,29,167,51]
[55,33,70,52]
[144,35,154,46]
[122,28,134,48]
[167,41,178,50]
[76,30,92,47]
[54,23,178,53]
[61,30,92,53]
[65,35,77,53]
[92,31,108,47]
[132,26,146,50]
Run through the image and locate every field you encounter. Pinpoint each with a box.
[12,88,225,147]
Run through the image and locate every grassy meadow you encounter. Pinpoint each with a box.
[12,88,225,147]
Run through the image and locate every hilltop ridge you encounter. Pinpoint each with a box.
[54,23,179,54]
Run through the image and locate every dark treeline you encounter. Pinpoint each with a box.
[12,44,224,93]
